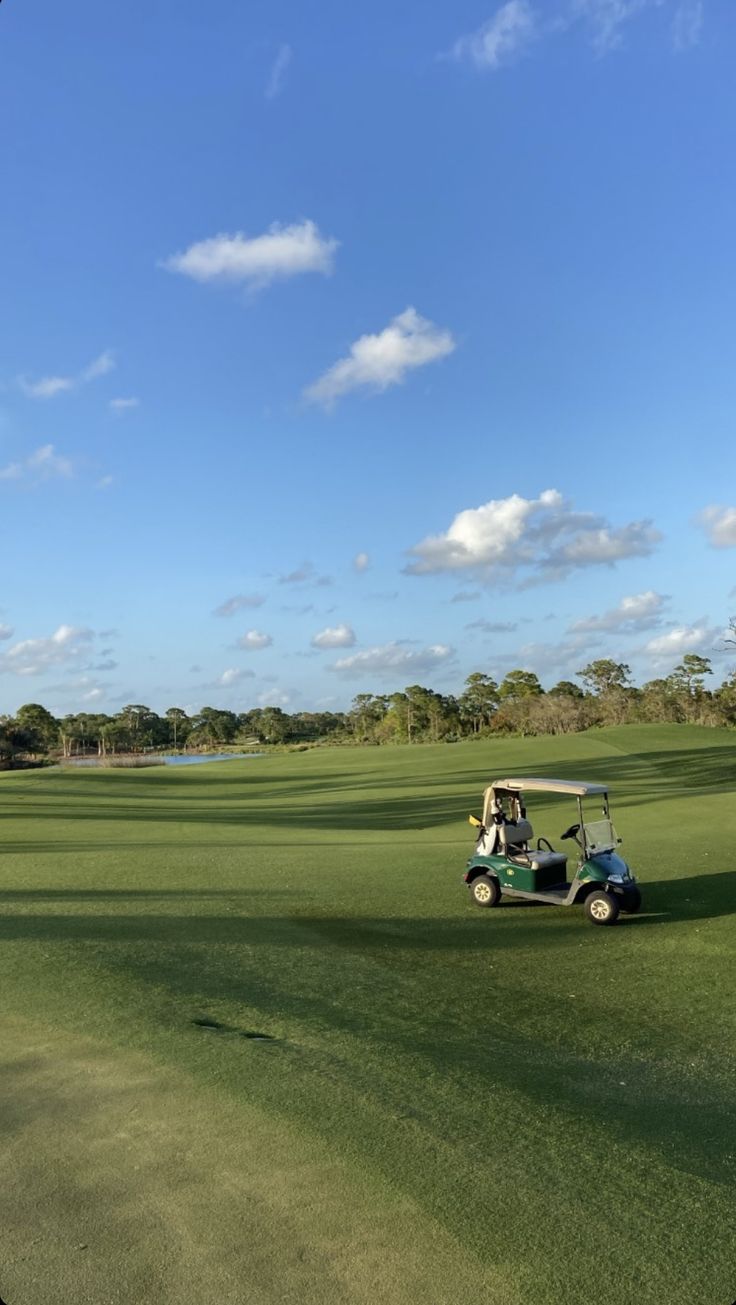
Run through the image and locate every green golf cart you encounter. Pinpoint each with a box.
[463,777,641,926]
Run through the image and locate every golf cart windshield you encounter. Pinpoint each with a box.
[583,817,617,855]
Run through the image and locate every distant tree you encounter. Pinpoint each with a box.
[14,703,59,754]
[165,707,190,749]
[459,673,499,733]
[548,680,584,700]
[577,660,632,695]
[671,653,713,697]
[498,670,543,702]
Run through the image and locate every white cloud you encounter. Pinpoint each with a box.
[19,351,115,399]
[353,552,370,572]
[237,630,273,651]
[1,444,74,484]
[570,0,665,54]
[330,642,454,678]
[304,307,455,408]
[217,667,256,687]
[405,489,660,582]
[451,0,536,69]
[644,622,722,663]
[162,219,338,290]
[213,593,265,617]
[266,43,292,99]
[672,0,703,48]
[96,475,114,490]
[0,623,13,641]
[27,444,73,478]
[571,590,668,632]
[312,623,356,649]
[109,397,139,414]
[698,506,736,549]
[466,619,518,633]
[0,624,94,677]
[451,590,482,603]
[257,687,291,706]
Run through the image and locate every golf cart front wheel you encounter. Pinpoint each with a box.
[470,875,501,908]
[585,891,620,926]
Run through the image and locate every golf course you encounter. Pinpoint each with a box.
[1,723,734,1305]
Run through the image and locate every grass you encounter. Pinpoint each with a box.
[0,724,734,1304]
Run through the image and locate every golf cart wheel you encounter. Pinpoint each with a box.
[470,875,501,909]
[621,887,642,914]
[585,891,620,926]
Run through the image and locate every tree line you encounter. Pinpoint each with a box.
[1,646,735,765]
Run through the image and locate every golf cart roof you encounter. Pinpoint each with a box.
[489,777,608,797]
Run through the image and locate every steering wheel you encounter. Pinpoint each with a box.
[560,823,581,842]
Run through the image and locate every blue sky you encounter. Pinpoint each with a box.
[1,0,734,716]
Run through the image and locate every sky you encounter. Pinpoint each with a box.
[1,0,735,717]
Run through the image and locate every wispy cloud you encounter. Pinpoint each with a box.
[0,623,14,641]
[213,593,265,617]
[329,642,455,678]
[19,350,115,399]
[644,620,724,664]
[109,397,139,414]
[1,443,74,484]
[305,308,455,408]
[697,505,736,549]
[571,590,668,632]
[311,623,356,650]
[266,43,292,99]
[217,667,256,687]
[405,489,660,583]
[162,219,338,290]
[672,0,703,49]
[450,0,536,69]
[353,552,370,572]
[0,624,95,677]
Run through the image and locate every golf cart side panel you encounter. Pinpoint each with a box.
[466,854,567,894]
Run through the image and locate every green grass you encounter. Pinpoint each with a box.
[1,725,735,1304]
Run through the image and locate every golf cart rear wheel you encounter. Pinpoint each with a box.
[470,875,501,908]
[621,887,642,914]
[585,891,620,926]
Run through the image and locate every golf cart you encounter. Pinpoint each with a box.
[463,777,641,926]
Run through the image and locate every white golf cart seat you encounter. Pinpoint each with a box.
[498,819,568,872]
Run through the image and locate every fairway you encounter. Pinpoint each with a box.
[1,725,735,1305]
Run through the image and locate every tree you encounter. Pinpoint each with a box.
[498,670,543,702]
[165,707,190,749]
[14,703,59,754]
[671,653,713,696]
[459,673,499,733]
[548,680,584,700]
[577,660,632,695]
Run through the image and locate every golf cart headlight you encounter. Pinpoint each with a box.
[608,873,626,884]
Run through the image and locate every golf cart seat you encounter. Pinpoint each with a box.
[498,820,567,872]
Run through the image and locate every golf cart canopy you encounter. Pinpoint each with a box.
[489,778,609,797]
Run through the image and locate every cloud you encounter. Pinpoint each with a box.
[236,630,273,651]
[256,687,292,707]
[311,623,356,650]
[450,0,536,69]
[304,307,456,408]
[96,475,114,490]
[353,552,370,572]
[213,593,265,617]
[405,489,660,582]
[329,642,454,678]
[217,667,256,687]
[571,590,668,632]
[266,43,292,99]
[644,621,723,664]
[0,623,13,641]
[0,624,94,677]
[698,505,736,549]
[451,590,482,603]
[1,444,75,484]
[569,0,667,55]
[109,397,139,414]
[19,351,115,399]
[466,619,518,633]
[162,219,338,290]
[672,0,703,48]
[277,561,331,586]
